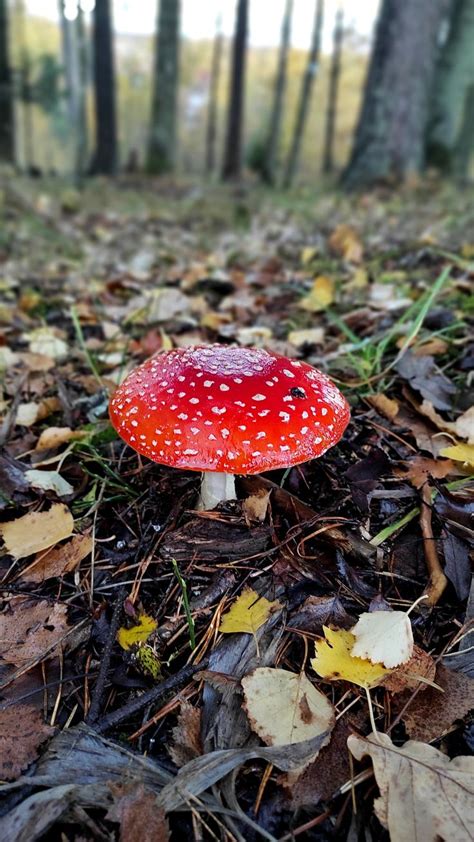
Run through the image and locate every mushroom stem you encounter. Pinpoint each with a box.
[197,472,236,510]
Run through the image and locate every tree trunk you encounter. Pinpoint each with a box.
[74,8,89,184]
[322,6,343,174]
[0,0,14,162]
[343,0,451,189]
[283,0,324,188]
[221,0,249,181]
[262,0,293,185]
[453,83,474,180]
[147,0,180,175]
[91,0,117,174]
[205,15,223,175]
[426,0,474,171]
[58,0,76,122]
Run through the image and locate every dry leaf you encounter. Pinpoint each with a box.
[351,611,414,668]
[0,705,54,780]
[0,599,70,666]
[169,702,202,768]
[328,224,363,263]
[367,393,400,421]
[0,504,74,559]
[21,534,93,584]
[399,664,474,741]
[439,443,474,469]
[300,245,319,265]
[117,612,157,650]
[25,469,74,497]
[299,275,334,312]
[219,588,281,636]
[348,731,474,842]
[36,426,85,451]
[396,456,455,488]
[242,668,334,766]
[107,782,169,842]
[419,401,474,444]
[241,489,270,523]
[311,626,391,688]
[26,327,68,360]
[381,645,436,693]
[16,402,41,427]
[288,328,325,348]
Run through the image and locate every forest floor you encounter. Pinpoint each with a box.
[0,174,473,841]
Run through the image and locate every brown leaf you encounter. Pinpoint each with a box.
[21,534,93,584]
[169,702,203,768]
[0,704,54,780]
[381,645,436,694]
[328,224,363,263]
[241,489,270,524]
[0,599,70,666]
[367,394,400,421]
[398,664,474,741]
[107,783,169,842]
[35,426,85,451]
[0,504,74,559]
[395,456,455,489]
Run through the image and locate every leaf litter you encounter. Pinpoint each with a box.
[0,179,473,840]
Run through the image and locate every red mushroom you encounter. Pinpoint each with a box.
[109,345,350,510]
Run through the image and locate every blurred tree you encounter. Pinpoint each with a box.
[33,54,62,115]
[222,0,249,180]
[91,0,117,174]
[205,14,223,175]
[426,0,474,172]
[453,83,474,179]
[0,0,14,162]
[58,1,88,181]
[343,0,451,189]
[283,0,324,188]
[262,0,293,184]
[147,0,180,174]
[322,6,343,174]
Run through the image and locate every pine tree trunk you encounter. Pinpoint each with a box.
[453,83,474,180]
[426,0,474,171]
[263,0,293,185]
[91,0,117,174]
[343,0,451,189]
[322,6,343,174]
[74,8,89,184]
[205,15,223,175]
[58,0,76,122]
[0,0,14,162]
[283,0,324,188]
[222,0,249,181]
[147,0,180,175]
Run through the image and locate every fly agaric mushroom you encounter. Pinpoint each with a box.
[109,345,350,510]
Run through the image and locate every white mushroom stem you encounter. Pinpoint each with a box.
[197,471,236,510]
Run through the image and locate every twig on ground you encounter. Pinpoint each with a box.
[86,585,126,724]
[420,484,448,606]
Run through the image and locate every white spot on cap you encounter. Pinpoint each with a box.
[302,411,309,419]
[131,420,138,427]
[238,424,246,430]
[208,434,217,441]
[279,411,290,422]
[220,383,230,391]
[184,449,198,455]
[204,380,214,387]
[258,409,270,417]
[252,394,266,401]
[190,427,199,434]
[322,407,328,416]
[235,401,245,407]
[212,406,226,415]
[190,398,199,404]
[280,445,290,451]
[234,377,242,383]
[256,431,266,439]
[178,413,188,420]
[301,426,308,434]
[222,428,230,438]
[283,369,295,378]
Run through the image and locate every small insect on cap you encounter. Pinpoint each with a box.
[109,345,350,474]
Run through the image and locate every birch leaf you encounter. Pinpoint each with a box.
[117,612,157,651]
[0,504,74,559]
[351,611,414,668]
[311,626,391,688]
[219,588,281,636]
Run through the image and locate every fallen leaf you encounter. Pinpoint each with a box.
[288,328,325,348]
[395,352,456,411]
[0,504,74,559]
[290,595,356,634]
[35,426,85,451]
[25,469,74,497]
[219,588,281,636]
[0,705,54,780]
[311,626,391,688]
[242,668,334,768]
[396,455,455,488]
[418,401,474,444]
[348,731,474,842]
[399,664,474,741]
[328,224,363,263]
[300,245,319,265]
[241,489,270,523]
[16,402,40,427]
[299,275,334,312]
[117,612,157,651]
[439,443,474,468]
[21,534,93,584]
[26,326,68,360]
[236,326,273,346]
[0,599,70,666]
[169,702,202,768]
[351,610,414,668]
[107,782,170,842]
[367,393,400,421]
[441,533,472,600]
[381,645,436,693]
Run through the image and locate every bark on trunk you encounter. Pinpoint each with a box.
[147,0,180,174]
[262,0,293,185]
[453,83,474,180]
[322,6,343,174]
[91,0,117,175]
[283,0,324,188]
[205,15,223,175]
[0,0,14,162]
[426,0,474,171]
[343,0,451,189]
[221,0,249,181]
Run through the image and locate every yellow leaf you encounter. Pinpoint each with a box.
[311,626,391,688]
[117,612,157,651]
[135,645,161,678]
[0,504,74,560]
[300,246,319,266]
[328,224,363,263]
[439,443,474,469]
[219,588,280,636]
[299,276,334,312]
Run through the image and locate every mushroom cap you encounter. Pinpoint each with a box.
[109,345,350,474]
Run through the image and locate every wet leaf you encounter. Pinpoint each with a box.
[25,469,74,497]
[0,705,54,781]
[311,626,391,688]
[117,612,157,651]
[219,588,281,636]
[169,702,202,768]
[107,782,170,842]
[399,664,474,740]
[21,534,93,584]
[0,504,74,559]
[351,610,414,668]
[0,599,70,666]
[299,275,334,312]
[439,443,474,468]
[381,645,436,694]
[395,351,456,411]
